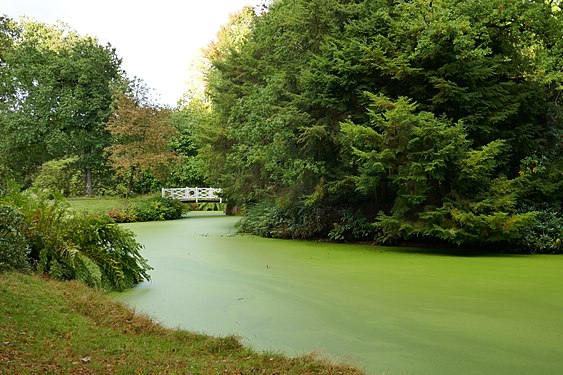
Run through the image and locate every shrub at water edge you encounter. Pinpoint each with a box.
[105,197,186,223]
[0,187,152,290]
[131,197,185,221]
[517,205,562,254]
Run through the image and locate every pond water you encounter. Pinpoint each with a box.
[114,212,563,375]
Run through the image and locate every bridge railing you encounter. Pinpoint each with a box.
[161,187,223,203]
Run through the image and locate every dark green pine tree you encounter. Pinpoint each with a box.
[202,0,562,250]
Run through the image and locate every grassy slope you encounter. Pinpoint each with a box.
[0,273,362,374]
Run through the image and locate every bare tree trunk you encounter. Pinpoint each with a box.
[84,167,93,197]
[126,167,136,198]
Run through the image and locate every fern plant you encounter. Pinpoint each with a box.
[1,187,151,290]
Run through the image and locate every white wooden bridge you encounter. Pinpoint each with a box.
[161,187,223,203]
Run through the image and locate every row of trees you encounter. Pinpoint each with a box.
[0,16,201,197]
[196,0,562,252]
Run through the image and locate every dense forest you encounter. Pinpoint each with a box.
[200,0,562,252]
[1,0,562,254]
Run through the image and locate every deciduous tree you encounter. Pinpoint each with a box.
[0,19,121,195]
[106,80,179,197]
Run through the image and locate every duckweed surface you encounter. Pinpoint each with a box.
[115,212,563,375]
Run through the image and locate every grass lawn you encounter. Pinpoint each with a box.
[67,196,224,216]
[0,272,362,374]
[67,197,146,214]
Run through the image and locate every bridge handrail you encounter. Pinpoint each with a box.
[161,187,223,203]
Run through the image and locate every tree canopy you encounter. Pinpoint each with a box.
[201,0,562,252]
[0,18,121,195]
[106,79,179,197]
[0,17,182,197]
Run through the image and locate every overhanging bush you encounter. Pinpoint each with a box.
[238,201,359,240]
[0,187,152,290]
[517,206,562,254]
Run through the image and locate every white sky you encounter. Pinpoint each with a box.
[2,0,260,106]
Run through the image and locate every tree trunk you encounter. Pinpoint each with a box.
[84,167,93,197]
[126,167,136,198]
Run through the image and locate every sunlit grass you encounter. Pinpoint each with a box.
[67,195,161,213]
[67,197,139,214]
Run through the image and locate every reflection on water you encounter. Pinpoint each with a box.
[115,212,563,375]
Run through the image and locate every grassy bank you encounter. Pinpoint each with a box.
[67,196,146,214]
[0,272,361,374]
[67,197,225,215]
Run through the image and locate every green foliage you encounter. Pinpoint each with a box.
[131,197,185,222]
[328,209,377,242]
[202,2,334,205]
[342,94,469,214]
[0,19,121,193]
[517,205,562,254]
[203,0,562,252]
[238,200,380,242]
[342,95,538,246]
[167,98,210,187]
[238,201,360,240]
[0,187,151,290]
[131,171,162,195]
[236,201,288,238]
[106,197,186,223]
[289,204,341,239]
[62,214,152,290]
[31,157,82,197]
[106,207,138,223]
[197,202,225,212]
[0,205,30,272]
[517,155,563,207]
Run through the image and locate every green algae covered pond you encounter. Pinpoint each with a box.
[114,212,563,375]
